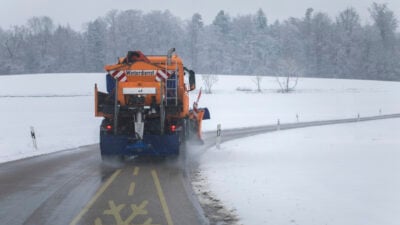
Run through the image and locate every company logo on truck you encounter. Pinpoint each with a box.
[126,70,157,76]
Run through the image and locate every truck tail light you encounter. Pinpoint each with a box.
[106,125,112,131]
[170,125,176,132]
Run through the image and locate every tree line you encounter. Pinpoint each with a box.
[0,3,399,81]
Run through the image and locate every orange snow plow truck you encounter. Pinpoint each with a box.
[95,48,210,160]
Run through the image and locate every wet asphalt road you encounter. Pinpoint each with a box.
[0,144,205,225]
[1,113,400,225]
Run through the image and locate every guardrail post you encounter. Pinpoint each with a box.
[216,124,221,149]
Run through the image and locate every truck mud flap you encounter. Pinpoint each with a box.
[202,107,210,120]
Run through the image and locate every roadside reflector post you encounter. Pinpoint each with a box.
[30,126,38,149]
[277,119,281,131]
[357,113,360,122]
[216,124,222,149]
[296,114,299,122]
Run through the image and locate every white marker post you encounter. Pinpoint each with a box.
[30,126,37,149]
[277,119,281,131]
[216,124,222,149]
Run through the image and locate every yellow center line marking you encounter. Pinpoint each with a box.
[128,182,136,196]
[70,169,122,225]
[151,170,174,225]
[94,218,102,225]
[133,167,140,176]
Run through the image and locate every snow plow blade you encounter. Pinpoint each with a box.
[100,133,180,157]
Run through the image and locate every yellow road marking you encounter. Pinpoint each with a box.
[94,218,102,225]
[133,167,140,176]
[70,169,122,225]
[151,170,174,225]
[103,200,152,225]
[128,182,136,196]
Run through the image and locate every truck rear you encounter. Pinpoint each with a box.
[95,49,209,160]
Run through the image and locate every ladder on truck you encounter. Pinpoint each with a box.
[165,72,178,106]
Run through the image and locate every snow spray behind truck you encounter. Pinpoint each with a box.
[95,48,210,160]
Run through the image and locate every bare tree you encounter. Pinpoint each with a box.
[275,58,300,93]
[202,74,218,94]
[1,26,26,60]
[252,76,263,92]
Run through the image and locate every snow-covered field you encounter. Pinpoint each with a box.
[1,73,400,224]
[0,73,399,163]
[0,73,106,163]
[199,119,400,225]
[0,74,400,162]
[200,76,400,130]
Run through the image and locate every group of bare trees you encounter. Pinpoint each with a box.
[0,3,399,82]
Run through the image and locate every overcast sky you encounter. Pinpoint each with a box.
[1,0,399,30]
